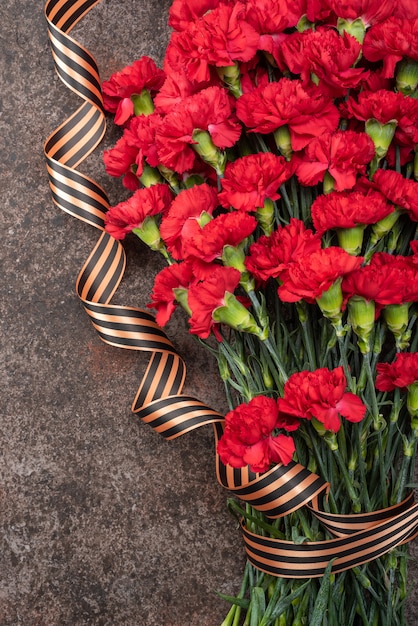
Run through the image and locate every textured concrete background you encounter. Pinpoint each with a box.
[0,1,416,625]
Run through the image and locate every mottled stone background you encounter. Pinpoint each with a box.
[0,1,416,625]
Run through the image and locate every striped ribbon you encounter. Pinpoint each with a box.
[44,0,418,579]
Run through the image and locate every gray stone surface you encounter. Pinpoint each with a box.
[0,1,416,625]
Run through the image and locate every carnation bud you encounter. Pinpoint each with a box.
[347,295,375,354]
[212,291,267,339]
[383,303,411,350]
[396,59,418,96]
[256,198,275,235]
[131,89,154,116]
[192,129,227,175]
[316,279,344,335]
[365,118,397,161]
[216,63,242,98]
[273,125,292,161]
[337,225,366,256]
[337,18,366,44]
[406,381,418,424]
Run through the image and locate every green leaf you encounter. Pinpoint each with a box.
[309,560,335,626]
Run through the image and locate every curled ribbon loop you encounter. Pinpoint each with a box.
[44,0,418,580]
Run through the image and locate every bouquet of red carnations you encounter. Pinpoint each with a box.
[99,0,418,624]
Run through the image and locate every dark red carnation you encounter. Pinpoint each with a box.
[278,247,363,304]
[160,183,219,260]
[104,183,173,240]
[376,353,418,391]
[294,130,375,191]
[218,153,295,212]
[278,366,367,433]
[245,219,321,283]
[217,396,296,473]
[236,79,339,151]
[102,57,165,124]
[311,189,393,235]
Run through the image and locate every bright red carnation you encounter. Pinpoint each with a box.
[165,3,260,83]
[168,0,233,32]
[184,212,257,262]
[371,169,418,220]
[187,266,242,339]
[376,353,418,391]
[153,70,218,114]
[102,57,166,124]
[295,130,375,192]
[278,247,363,304]
[218,153,295,212]
[363,17,418,78]
[121,112,163,178]
[311,189,393,235]
[342,252,418,311]
[278,366,367,433]
[326,0,394,26]
[155,86,241,174]
[236,79,339,151]
[280,28,369,97]
[147,259,196,326]
[217,396,296,473]
[245,219,321,283]
[103,135,141,191]
[104,183,173,240]
[160,183,219,260]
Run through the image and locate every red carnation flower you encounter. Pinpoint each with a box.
[295,130,375,191]
[245,219,321,283]
[278,247,363,304]
[326,0,394,26]
[102,57,166,124]
[103,135,141,191]
[147,259,196,326]
[217,396,296,473]
[160,183,219,260]
[165,2,260,83]
[153,71,218,114]
[187,266,242,339]
[218,153,295,212]
[341,90,418,154]
[104,183,173,240]
[236,79,339,151]
[278,366,367,433]
[280,28,369,97]
[168,0,233,32]
[376,353,418,391]
[123,112,163,173]
[311,189,393,235]
[155,86,241,174]
[363,17,418,78]
[184,212,257,263]
[371,169,418,220]
[243,0,289,65]
[342,252,418,312]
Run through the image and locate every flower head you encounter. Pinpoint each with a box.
[217,396,296,473]
[278,366,367,432]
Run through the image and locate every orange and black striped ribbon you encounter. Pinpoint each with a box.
[44,0,418,579]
